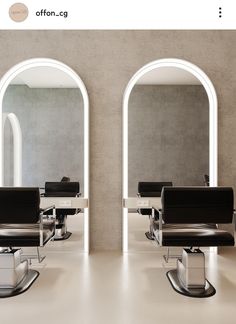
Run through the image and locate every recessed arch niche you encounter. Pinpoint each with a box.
[0,58,90,253]
[122,58,218,252]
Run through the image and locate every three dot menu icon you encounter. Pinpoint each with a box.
[219,7,222,18]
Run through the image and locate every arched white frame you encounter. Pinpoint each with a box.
[3,113,22,186]
[0,58,90,253]
[122,58,218,253]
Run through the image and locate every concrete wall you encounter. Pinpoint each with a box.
[3,85,84,190]
[128,85,209,195]
[0,31,235,250]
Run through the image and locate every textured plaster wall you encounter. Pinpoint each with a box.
[0,31,235,250]
[3,85,84,190]
[128,85,209,196]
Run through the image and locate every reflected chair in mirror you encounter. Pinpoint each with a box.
[40,176,70,195]
[43,182,81,240]
[137,182,173,240]
[153,187,235,298]
[204,174,209,186]
[61,176,70,182]
[0,187,55,298]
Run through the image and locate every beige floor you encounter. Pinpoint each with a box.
[1,213,236,324]
[128,212,184,256]
[128,212,158,252]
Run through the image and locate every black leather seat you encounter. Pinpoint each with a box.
[0,187,55,298]
[154,186,235,298]
[137,182,172,240]
[43,181,81,240]
[161,227,234,246]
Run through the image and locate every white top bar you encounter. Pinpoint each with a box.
[0,0,235,29]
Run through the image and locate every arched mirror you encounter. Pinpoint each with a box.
[123,58,217,252]
[0,58,89,253]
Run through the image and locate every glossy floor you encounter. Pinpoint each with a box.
[1,215,236,324]
[128,212,183,255]
[128,211,157,252]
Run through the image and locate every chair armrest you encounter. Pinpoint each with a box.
[40,205,55,214]
[136,194,141,213]
[39,205,56,246]
[74,194,81,213]
[152,207,163,246]
[151,207,162,217]
[40,187,45,197]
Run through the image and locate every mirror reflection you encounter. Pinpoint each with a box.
[2,65,84,251]
[128,66,209,251]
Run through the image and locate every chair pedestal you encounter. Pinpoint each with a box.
[167,248,216,298]
[54,216,72,240]
[0,249,39,298]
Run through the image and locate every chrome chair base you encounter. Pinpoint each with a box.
[166,269,216,298]
[53,217,72,241]
[0,270,39,298]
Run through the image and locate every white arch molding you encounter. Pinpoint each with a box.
[122,58,218,252]
[0,58,90,253]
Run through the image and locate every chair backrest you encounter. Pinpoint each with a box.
[0,187,40,224]
[138,182,173,197]
[44,182,80,197]
[161,187,234,224]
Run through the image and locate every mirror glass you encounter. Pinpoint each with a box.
[128,66,209,251]
[2,65,84,251]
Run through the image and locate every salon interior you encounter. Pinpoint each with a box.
[0,31,236,324]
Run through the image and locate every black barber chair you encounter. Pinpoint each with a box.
[137,182,172,240]
[153,187,235,298]
[43,182,80,240]
[0,187,55,298]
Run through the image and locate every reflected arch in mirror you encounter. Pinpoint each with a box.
[0,58,89,253]
[3,112,22,186]
[122,58,218,252]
